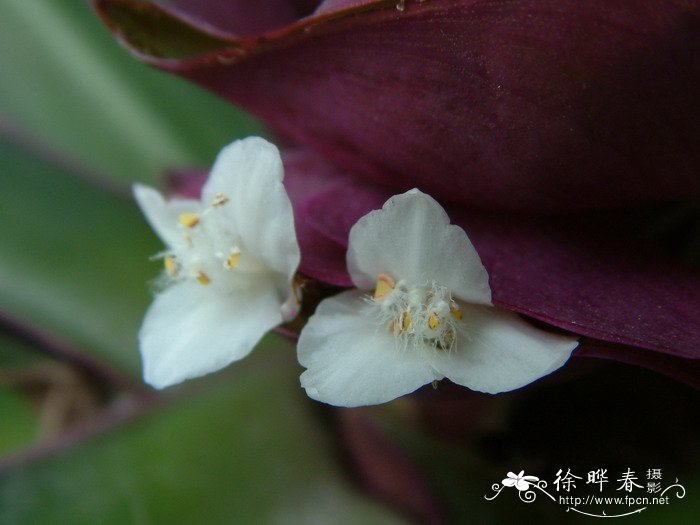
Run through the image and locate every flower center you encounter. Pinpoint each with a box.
[371,274,463,351]
[161,193,242,286]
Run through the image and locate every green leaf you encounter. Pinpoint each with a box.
[0,137,159,375]
[0,334,42,456]
[0,0,264,186]
[0,390,36,457]
[0,345,407,525]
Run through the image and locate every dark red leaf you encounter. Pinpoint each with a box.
[95,0,700,212]
[576,340,700,390]
[170,0,316,36]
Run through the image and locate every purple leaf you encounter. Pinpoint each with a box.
[313,0,382,13]
[169,0,316,36]
[95,0,700,212]
[576,340,700,390]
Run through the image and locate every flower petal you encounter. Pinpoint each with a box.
[133,184,201,248]
[201,137,300,281]
[96,0,700,211]
[163,148,353,285]
[298,290,439,407]
[347,190,491,306]
[515,479,530,492]
[139,278,284,388]
[426,304,577,394]
[502,478,517,487]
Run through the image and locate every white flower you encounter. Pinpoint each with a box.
[502,471,540,492]
[134,137,300,388]
[297,190,578,407]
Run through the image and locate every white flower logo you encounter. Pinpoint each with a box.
[134,137,300,388]
[297,190,578,407]
[502,471,540,492]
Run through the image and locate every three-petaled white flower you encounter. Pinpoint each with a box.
[502,471,540,492]
[134,137,300,388]
[297,190,578,407]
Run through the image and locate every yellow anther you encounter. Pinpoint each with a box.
[196,271,210,285]
[164,255,178,277]
[389,311,411,334]
[450,305,463,320]
[225,251,241,269]
[212,193,229,207]
[401,311,411,332]
[373,274,396,300]
[428,312,441,330]
[178,213,200,228]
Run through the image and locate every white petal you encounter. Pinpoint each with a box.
[426,304,578,394]
[516,479,530,491]
[347,190,491,305]
[133,184,201,248]
[297,290,440,407]
[139,278,284,389]
[502,478,517,487]
[201,137,300,280]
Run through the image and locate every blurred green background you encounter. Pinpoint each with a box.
[0,1,404,523]
[0,2,697,524]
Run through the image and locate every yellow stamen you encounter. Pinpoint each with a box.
[401,311,411,332]
[196,271,210,285]
[450,305,463,320]
[389,311,412,334]
[428,312,441,330]
[164,255,178,277]
[225,251,241,269]
[212,193,229,207]
[178,213,200,228]
[373,274,396,300]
